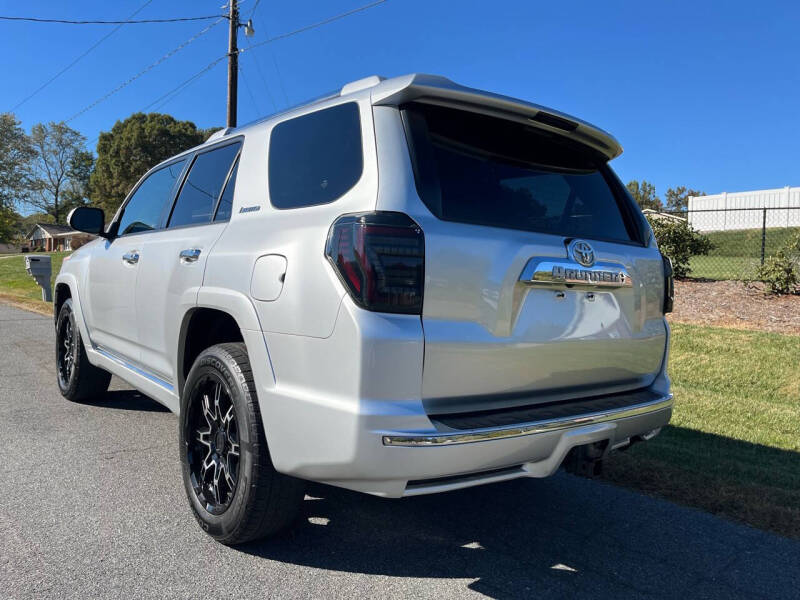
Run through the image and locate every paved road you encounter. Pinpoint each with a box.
[0,302,797,599]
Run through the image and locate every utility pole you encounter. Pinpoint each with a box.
[227,0,239,128]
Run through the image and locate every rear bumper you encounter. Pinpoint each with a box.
[375,393,672,497]
[259,299,673,498]
[383,395,673,447]
[262,378,672,498]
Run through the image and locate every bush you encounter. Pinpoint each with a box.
[755,233,800,294]
[645,215,714,278]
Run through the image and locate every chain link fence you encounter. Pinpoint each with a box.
[655,206,800,280]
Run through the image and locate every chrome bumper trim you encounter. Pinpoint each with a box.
[382,395,673,447]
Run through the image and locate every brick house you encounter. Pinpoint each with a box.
[26,223,95,252]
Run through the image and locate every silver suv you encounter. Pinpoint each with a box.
[56,74,674,544]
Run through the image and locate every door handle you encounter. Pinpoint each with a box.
[179,248,201,263]
[122,251,139,265]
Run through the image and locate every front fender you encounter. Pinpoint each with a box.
[53,272,97,362]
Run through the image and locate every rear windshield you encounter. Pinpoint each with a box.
[402,103,636,243]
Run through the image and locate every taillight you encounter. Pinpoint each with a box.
[661,254,674,313]
[325,212,424,314]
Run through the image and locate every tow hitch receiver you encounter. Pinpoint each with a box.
[563,440,609,478]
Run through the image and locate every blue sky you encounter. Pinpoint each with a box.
[2,0,798,197]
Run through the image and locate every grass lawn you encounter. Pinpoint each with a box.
[0,252,69,314]
[688,255,760,280]
[703,226,800,257]
[603,322,800,539]
[688,226,800,280]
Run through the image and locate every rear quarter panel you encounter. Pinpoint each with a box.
[203,95,379,339]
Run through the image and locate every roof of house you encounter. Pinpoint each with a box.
[28,223,75,238]
[641,209,687,223]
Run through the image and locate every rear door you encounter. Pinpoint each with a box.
[399,103,667,414]
[135,140,241,384]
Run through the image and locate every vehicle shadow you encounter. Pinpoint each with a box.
[236,473,797,599]
[79,389,170,412]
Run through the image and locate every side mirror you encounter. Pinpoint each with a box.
[67,206,111,239]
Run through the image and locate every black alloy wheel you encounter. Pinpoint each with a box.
[56,313,76,389]
[180,343,305,544]
[54,298,112,402]
[186,374,241,515]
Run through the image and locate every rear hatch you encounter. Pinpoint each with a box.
[400,102,667,415]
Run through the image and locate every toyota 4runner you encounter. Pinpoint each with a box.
[55,74,674,544]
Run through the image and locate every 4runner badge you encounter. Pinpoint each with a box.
[518,255,634,289]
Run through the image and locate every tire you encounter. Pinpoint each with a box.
[180,342,305,544]
[55,298,112,401]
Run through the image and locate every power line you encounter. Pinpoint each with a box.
[143,55,228,113]
[144,1,390,117]
[242,0,277,111]
[0,14,222,25]
[245,0,288,108]
[247,0,262,21]
[241,0,387,54]
[267,41,290,108]
[8,0,155,113]
[96,0,390,131]
[243,39,278,112]
[239,63,262,117]
[65,18,225,123]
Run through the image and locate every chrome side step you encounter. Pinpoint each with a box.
[94,346,174,393]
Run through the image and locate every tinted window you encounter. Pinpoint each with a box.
[118,160,186,235]
[215,156,239,221]
[169,143,241,228]
[404,103,634,243]
[269,102,363,209]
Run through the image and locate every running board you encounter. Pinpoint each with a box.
[94,346,174,393]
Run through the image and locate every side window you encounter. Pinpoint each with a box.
[268,102,363,209]
[168,143,241,228]
[214,157,239,222]
[117,159,186,235]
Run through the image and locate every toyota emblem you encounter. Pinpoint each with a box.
[570,240,595,267]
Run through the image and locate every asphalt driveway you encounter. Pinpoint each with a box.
[0,302,797,599]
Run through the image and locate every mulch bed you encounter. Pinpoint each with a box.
[668,279,800,335]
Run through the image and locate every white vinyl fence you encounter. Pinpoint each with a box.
[688,186,800,231]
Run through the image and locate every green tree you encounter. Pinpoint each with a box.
[626,180,663,211]
[90,113,217,216]
[664,186,704,213]
[61,149,95,214]
[27,122,91,224]
[0,205,19,243]
[0,113,35,210]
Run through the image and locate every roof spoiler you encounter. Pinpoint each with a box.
[368,74,622,161]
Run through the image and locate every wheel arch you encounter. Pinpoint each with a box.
[177,307,244,394]
[178,287,275,397]
[53,273,92,346]
[54,281,72,324]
